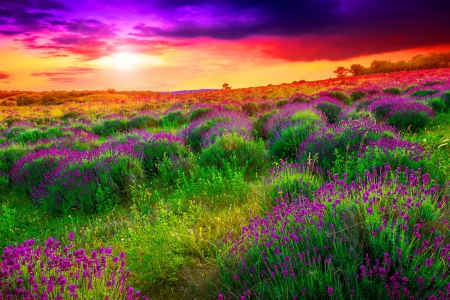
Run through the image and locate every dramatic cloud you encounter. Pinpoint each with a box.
[1,0,450,90]
[35,0,72,11]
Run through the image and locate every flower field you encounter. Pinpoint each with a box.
[1,68,450,299]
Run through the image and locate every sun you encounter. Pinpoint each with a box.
[112,52,140,69]
[94,52,164,70]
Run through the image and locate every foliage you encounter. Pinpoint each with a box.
[311,97,347,124]
[218,168,450,299]
[298,118,397,171]
[198,133,267,179]
[0,233,148,299]
[387,101,434,132]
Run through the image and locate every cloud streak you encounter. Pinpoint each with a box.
[31,67,98,83]
[0,72,11,80]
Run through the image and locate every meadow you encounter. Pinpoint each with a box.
[0,68,450,299]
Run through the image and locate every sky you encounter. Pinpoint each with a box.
[1,0,450,91]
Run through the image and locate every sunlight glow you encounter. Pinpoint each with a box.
[94,53,164,70]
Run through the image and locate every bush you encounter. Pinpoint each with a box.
[427,97,447,113]
[387,101,434,132]
[2,122,35,139]
[267,110,324,161]
[181,109,246,151]
[297,118,397,172]
[331,137,428,182]
[411,89,439,97]
[140,133,189,176]
[367,97,406,121]
[198,133,267,179]
[337,108,374,122]
[241,102,259,117]
[383,86,402,95]
[12,127,66,143]
[265,103,315,136]
[0,234,148,299]
[328,90,352,105]
[128,114,159,129]
[189,106,213,121]
[34,154,144,215]
[60,111,81,121]
[350,90,367,101]
[218,168,450,299]
[201,119,252,149]
[252,110,278,140]
[161,109,188,126]
[275,99,288,107]
[93,117,128,135]
[311,98,346,124]
[267,162,323,201]
[289,94,309,104]
[443,90,450,109]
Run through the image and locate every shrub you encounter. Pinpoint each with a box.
[201,119,252,149]
[189,106,213,121]
[404,84,418,93]
[297,118,397,171]
[289,94,309,104]
[427,97,447,113]
[0,142,34,177]
[198,133,267,179]
[353,98,375,112]
[128,114,159,129]
[12,127,67,143]
[218,168,450,299]
[267,161,323,201]
[161,109,188,126]
[383,86,403,95]
[411,89,439,97]
[157,153,196,186]
[241,102,259,117]
[2,122,35,139]
[181,109,246,151]
[350,90,367,101]
[0,234,148,299]
[92,117,128,135]
[33,153,144,215]
[331,137,428,182]
[337,108,374,122]
[310,97,346,124]
[387,101,434,132]
[328,90,352,105]
[367,97,406,121]
[267,110,324,161]
[443,90,450,109]
[138,132,189,176]
[252,110,278,140]
[275,99,288,107]
[60,111,81,121]
[264,103,314,136]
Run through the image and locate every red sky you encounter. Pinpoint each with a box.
[1,0,450,91]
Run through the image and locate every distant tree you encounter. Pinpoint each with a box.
[222,83,231,90]
[349,64,366,76]
[107,88,116,94]
[333,66,351,78]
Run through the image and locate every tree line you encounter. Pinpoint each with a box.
[334,51,450,78]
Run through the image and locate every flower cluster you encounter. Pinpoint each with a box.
[0,233,148,299]
[218,167,450,299]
